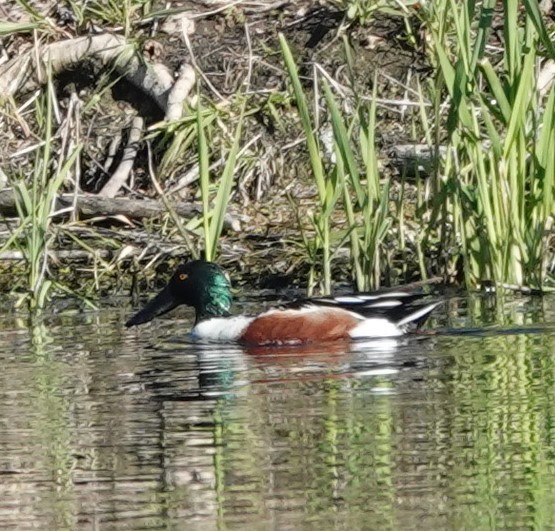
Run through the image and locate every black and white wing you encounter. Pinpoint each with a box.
[288,290,441,329]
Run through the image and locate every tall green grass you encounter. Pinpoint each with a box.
[0,77,82,310]
[2,0,554,303]
[422,0,555,289]
[280,35,398,293]
[197,94,246,262]
[280,34,337,294]
[280,0,555,293]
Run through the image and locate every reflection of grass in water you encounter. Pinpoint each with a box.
[320,379,396,529]
[442,331,555,528]
[213,405,226,528]
[183,297,555,527]
[6,301,555,528]
[207,328,555,527]
[29,322,75,529]
[210,371,398,527]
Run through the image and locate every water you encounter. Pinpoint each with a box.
[1,294,555,530]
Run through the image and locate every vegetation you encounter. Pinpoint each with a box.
[0,0,554,311]
[2,6,555,528]
[280,0,555,292]
[422,0,555,289]
[2,76,85,309]
[281,34,391,294]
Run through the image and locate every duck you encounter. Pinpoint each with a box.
[125,260,441,345]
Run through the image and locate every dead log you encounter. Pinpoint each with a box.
[0,189,238,229]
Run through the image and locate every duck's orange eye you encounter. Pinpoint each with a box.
[179,273,188,281]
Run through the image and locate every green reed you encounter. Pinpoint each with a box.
[3,0,554,299]
[197,93,245,262]
[280,34,337,294]
[280,34,393,293]
[322,75,392,291]
[281,0,554,292]
[420,0,555,289]
[1,77,82,310]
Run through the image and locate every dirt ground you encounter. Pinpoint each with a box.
[0,0,434,294]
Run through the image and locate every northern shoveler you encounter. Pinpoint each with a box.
[126,260,441,345]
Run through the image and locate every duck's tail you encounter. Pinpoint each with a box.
[395,301,443,329]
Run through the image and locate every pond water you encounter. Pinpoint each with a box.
[1,293,555,530]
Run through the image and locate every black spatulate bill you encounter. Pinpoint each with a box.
[126,285,179,327]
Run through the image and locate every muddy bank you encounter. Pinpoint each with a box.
[0,0,445,297]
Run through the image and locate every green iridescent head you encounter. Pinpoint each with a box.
[126,260,232,327]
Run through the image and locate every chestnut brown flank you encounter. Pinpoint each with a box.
[240,307,361,345]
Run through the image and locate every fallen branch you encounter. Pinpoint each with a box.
[165,63,196,121]
[0,34,192,119]
[0,249,112,261]
[99,116,144,198]
[0,189,238,229]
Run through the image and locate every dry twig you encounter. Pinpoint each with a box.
[99,116,144,198]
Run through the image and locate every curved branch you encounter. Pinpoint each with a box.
[99,116,144,198]
[0,34,189,116]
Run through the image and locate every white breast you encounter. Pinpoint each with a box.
[191,316,254,342]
